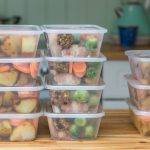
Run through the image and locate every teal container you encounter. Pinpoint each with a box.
[113,2,150,36]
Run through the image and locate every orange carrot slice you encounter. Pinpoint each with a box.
[72,62,86,78]
[0,64,11,72]
[74,71,86,78]
[69,62,73,74]
[10,119,26,126]
[13,63,30,74]
[30,62,38,78]
[18,91,38,98]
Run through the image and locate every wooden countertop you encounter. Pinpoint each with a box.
[101,43,150,60]
[1,110,150,150]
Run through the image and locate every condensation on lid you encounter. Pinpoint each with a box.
[42,25,107,34]
[128,100,150,116]
[125,74,150,90]
[45,53,107,62]
[0,111,43,119]
[45,77,106,90]
[0,25,42,34]
[125,50,150,62]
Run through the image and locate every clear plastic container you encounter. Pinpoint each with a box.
[45,102,104,140]
[128,99,150,136]
[0,57,42,86]
[125,50,150,85]
[45,53,106,85]
[42,25,107,57]
[45,77,105,113]
[0,78,43,113]
[0,110,42,141]
[0,25,42,58]
[125,74,150,111]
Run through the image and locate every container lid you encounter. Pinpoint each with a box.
[44,102,105,118]
[42,24,107,34]
[45,53,107,62]
[0,77,44,91]
[128,99,150,116]
[125,50,150,62]
[0,25,42,34]
[0,56,42,63]
[125,74,150,90]
[45,76,105,90]
[0,111,43,119]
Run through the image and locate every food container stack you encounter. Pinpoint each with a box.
[43,25,107,140]
[0,25,43,141]
[125,50,150,136]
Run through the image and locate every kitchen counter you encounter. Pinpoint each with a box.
[1,110,150,150]
[102,43,150,60]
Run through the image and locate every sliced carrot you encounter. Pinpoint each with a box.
[13,63,30,74]
[0,64,11,72]
[72,62,86,78]
[69,62,73,74]
[18,91,38,98]
[30,62,38,78]
[74,71,86,78]
[10,119,26,126]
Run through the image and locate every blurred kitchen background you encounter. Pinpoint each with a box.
[1,0,150,108]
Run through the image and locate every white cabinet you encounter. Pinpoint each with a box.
[102,61,131,99]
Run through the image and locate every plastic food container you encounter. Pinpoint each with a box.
[42,25,107,57]
[125,74,150,111]
[0,57,42,86]
[45,77,105,113]
[125,50,150,85]
[0,111,42,141]
[128,100,150,136]
[45,102,104,140]
[45,54,106,85]
[0,25,42,58]
[0,78,43,113]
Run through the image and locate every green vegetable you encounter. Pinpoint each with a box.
[88,96,99,106]
[73,90,89,102]
[85,37,98,50]
[86,67,97,78]
[84,126,95,138]
[69,124,79,137]
[88,62,100,68]
[75,118,87,127]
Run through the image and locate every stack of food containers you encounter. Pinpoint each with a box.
[0,25,43,141]
[43,25,107,140]
[125,50,150,136]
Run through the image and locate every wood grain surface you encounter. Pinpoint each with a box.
[0,110,150,150]
[102,43,150,60]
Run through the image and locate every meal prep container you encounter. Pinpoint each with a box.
[45,77,105,113]
[125,50,150,85]
[45,54,106,85]
[0,111,42,141]
[0,57,42,86]
[42,25,107,57]
[45,102,104,140]
[128,100,150,136]
[0,25,42,58]
[0,78,43,113]
[125,74,150,111]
